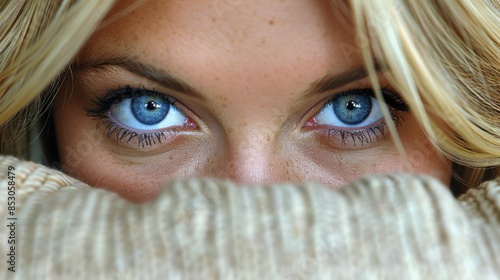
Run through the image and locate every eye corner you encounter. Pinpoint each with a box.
[182,117,199,129]
[302,115,319,128]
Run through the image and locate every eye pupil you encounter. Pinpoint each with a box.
[146,101,159,110]
[345,100,359,110]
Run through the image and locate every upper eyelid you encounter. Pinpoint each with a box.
[85,87,179,117]
[320,88,409,111]
[323,88,377,105]
[104,87,177,104]
[305,64,383,96]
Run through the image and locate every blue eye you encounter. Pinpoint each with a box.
[85,87,195,147]
[315,91,383,128]
[108,92,187,131]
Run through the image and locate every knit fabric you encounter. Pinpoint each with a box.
[0,155,499,279]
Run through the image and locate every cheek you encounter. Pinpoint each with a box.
[75,163,165,202]
[288,145,405,187]
[292,146,449,189]
[55,139,210,203]
[55,139,217,203]
[405,138,451,184]
[288,116,450,187]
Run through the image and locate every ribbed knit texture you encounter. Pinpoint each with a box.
[0,155,499,279]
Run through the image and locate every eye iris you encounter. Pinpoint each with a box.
[131,96,170,125]
[332,94,372,125]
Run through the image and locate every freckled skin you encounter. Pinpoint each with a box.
[53,0,450,202]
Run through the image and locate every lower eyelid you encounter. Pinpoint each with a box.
[309,111,404,149]
[331,117,385,131]
[319,123,388,148]
[95,117,182,148]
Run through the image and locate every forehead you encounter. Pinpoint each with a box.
[83,0,358,68]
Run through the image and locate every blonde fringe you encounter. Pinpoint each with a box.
[346,0,499,171]
[0,0,115,156]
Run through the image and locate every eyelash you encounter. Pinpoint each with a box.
[321,116,399,147]
[314,87,409,147]
[85,86,183,147]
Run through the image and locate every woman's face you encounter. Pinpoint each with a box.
[54,0,450,202]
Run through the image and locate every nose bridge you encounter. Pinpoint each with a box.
[215,130,287,185]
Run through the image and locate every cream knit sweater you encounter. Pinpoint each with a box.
[0,155,499,279]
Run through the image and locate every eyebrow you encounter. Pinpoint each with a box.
[74,56,206,100]
[305,63,382,95]
[75,56,380,99]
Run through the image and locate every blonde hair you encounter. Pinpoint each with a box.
[0,0,498,189]
[346,0,500,186]
[0,0,115,156]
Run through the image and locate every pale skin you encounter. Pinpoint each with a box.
[53,0,450,202]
